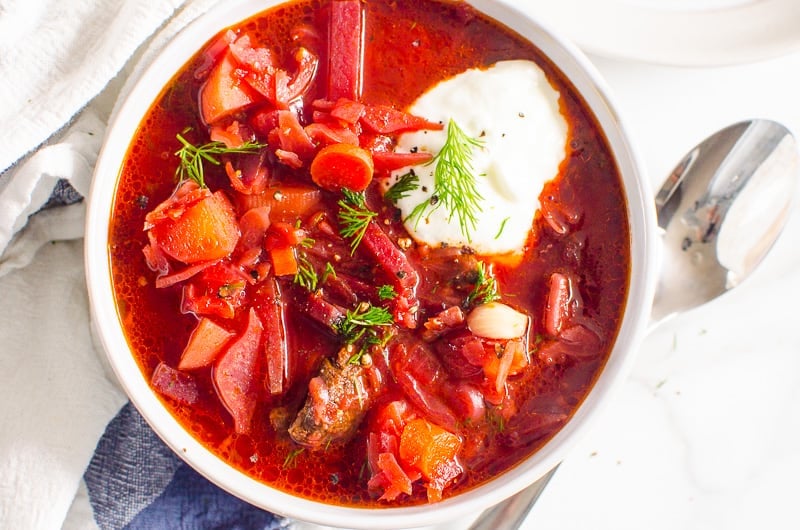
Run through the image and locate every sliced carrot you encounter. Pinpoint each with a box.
[310,143,374,192]
[269,246,298,276]
[152,191,240,264]
[179,318,234,370]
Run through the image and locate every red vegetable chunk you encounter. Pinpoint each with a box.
[200,50,258,125]
[213,308,264,434]
[151,362,200,406]
[150,190,241,264]
[179,318,234,370]
[327,0,363,101]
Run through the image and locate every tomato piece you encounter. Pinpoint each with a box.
[327,0,363,101]
[200,50,259,125]
[151,191,241,264]
[310,143,374,192]
[360,105,443,134]
[213,308,264,434]
[179,317,235,370]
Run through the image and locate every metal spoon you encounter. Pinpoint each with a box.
[468,119,799,530]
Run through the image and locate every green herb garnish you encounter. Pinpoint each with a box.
[384,171,420,203]
[293,254,318,292]
[335,303,394,344]
[174,132,264,188]
[495,217,511,239]
[407,119,484,241]
[321,261,337,283]
[283,447,304,469]
[377,284,397,300]
[337,189,377,255]
[465,261,499,307]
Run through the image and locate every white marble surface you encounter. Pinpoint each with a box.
[516,50,800,530]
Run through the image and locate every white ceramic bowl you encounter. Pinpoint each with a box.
[85,0,658,528]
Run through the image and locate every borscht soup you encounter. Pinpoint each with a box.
[108,0,630,507]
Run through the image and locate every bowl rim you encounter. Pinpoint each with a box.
[85,0,658,527]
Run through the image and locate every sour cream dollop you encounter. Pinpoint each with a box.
[390,60,567,255]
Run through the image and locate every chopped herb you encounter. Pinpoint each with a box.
[283,447,304,469]
[377,284,397,300]
[321,261,337,283]
[465,261,499,307]
[407,119,484,241]
[384,171,420,203]
[300,237,315,249]
[293,254,318,292]
[494,216,511,239]
[338,189,378,255]
[174,132,264,188]
[335,303,394,345]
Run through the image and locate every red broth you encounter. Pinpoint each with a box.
[109,0,629,507]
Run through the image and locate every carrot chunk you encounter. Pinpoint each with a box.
[179,318,234,370]
[398,418,462,502]
[310,143,374,192]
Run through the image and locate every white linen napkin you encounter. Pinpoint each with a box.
[0,0,226,528]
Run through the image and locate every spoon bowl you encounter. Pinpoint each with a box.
[653,119,798,322]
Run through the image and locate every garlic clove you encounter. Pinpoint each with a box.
[466,302,529,340]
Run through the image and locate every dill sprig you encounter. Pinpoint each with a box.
[465,261,499,307]
[335,303,394,347]
[384,171,420,203]
[293,254,318,292]
[337,189,377,255]
[377,284,397,300]
[174,132,264,188]
[407,119,484,241]
[283,447,304,469]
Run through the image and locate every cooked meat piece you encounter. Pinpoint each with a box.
[288,348,376,450]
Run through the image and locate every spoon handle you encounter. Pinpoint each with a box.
[467,466,557,530]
